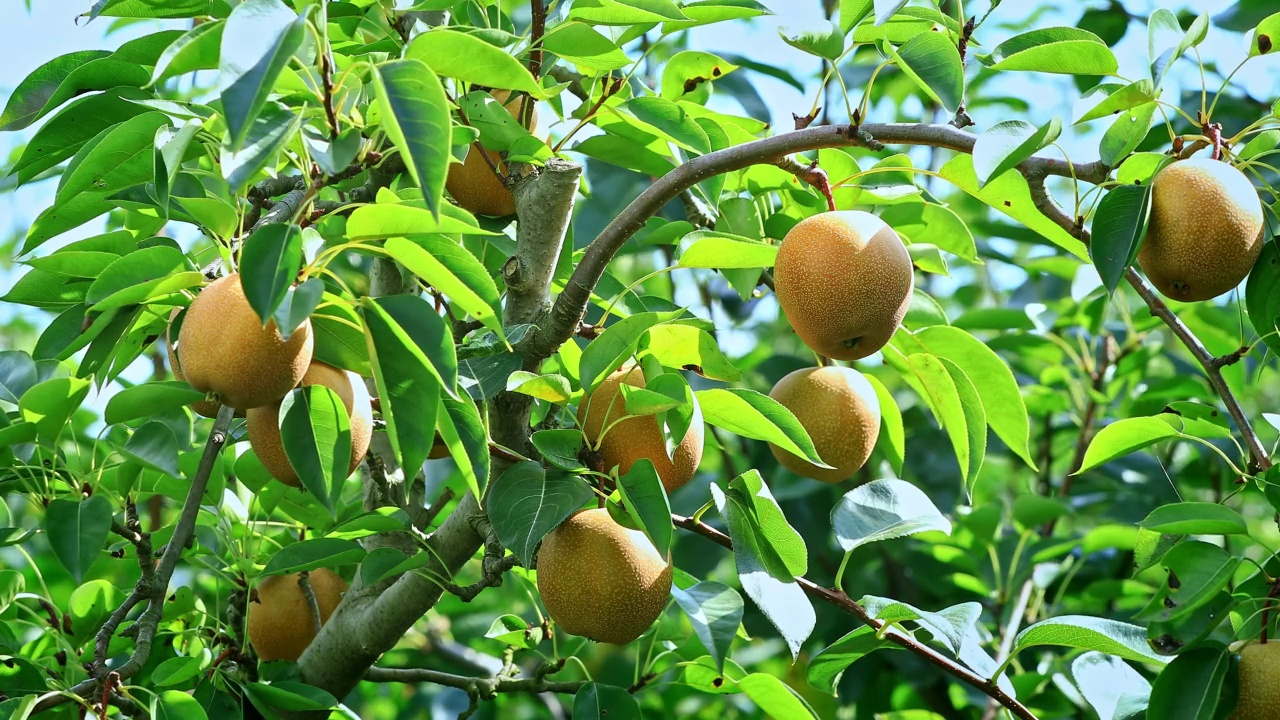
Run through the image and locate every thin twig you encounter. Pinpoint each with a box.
[298,572,323,636]
[363,665,583,695]
[34,405,236,715]
[671,514,1039,720]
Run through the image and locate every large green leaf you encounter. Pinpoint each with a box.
[696,388,825,465]
[971,118,1062,188]
[279,385,353,517]
[884,32,964,112]
[239,224,303,325]
[218,0,307,150]
[406,29,543,94]
[1077,416,1181,473]
[1246,241,1280,354]
[361,297,443,478]
[832,478,952,553]
[1013,616,1169,666]
[383,236,504,340]
[671,581,743,674]
[44,495,112,583]
[486,461,593,566]
[984,27,1119,75]
[372,59,452,219]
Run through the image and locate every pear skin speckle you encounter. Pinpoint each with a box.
[768,366,881,483]
[774,211,914,361]
[537,508,673,645]
[1138,158,1263,302]
[1230,641,1280,720]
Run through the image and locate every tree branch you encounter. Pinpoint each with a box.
[34,405,236,715]
[531,121,1108,360]
[1022,175,1273,474]
[294,158,582,702]
[671,514,1039,720]
[363,665,583,695]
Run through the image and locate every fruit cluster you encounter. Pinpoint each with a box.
[171,273,369,662]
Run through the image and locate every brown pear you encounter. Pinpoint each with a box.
[1138,157,1264,302]
[577,365,703,492]
[177,274,313,410]
[246,361,373,487]
[773,211,914,360]
[247,569,347,662]
[768,366,881,483]
[446,91,537,217]
[536,508,672,645]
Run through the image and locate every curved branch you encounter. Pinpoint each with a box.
[1023,175,1272,474]
[672,514,1038,720]
[34,405,236,715]
[531,121,1108,359]
[364,666,583,695]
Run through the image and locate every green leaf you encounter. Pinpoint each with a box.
[1139,503,1248,536]
[1147,646,1229,720]
[808,626,890,694]
[1246,241,1280,355]
[542,23,632,72]
[710,483,815,659]
[738,674,818,719]
[406,29,543,95]
[244,682,338,713]
[901,326,1034,469]
[671,581,743,674]
[676,231,778,268]
[272,278,324,342]
[67,578,121,645]
[0,351,39,405]
[383,235,504,340]
[696,387,824,465]
[21,376,91,443]
[0,50,149,132]
[1090,181,1152,294]
[345,200,496,239]
[1100,103,1157,169]
[121,421,181,477]
[578,311,681,393]
[568,0,689,25]
[984,27,1119,75]
[883,32,964,112]
[971,118,1062,187]
[0,570,24,614]
[729,469,806,577]
[152,656,204,687]
[312,295,370,375]
[484,614,545,649]
[532,429,587,471]
[572,683,641,720]
[485,461,593,566]
[938,155,1087,260]
[860,596,981,655]
[361,296,442,478]
[222,103,301,193]
[372,59,452,219]
[57,111,169,205]
[621,96,712,154]
[863,373,905,473]
[880,202,978,262]
[150,18,224,86]
[839,0,873,33]
[1250,12,1280,56]
[9,88,152,184]
[1072,652,1152,720]
[44,495,112,582]
[262,538,365,575]
[832,478,951,553]
[895,352,985,492]
[1077,416,1181,473]
[660,51,739,101]
[640,324,741,382]
[240,224,303,325]
[1137,541,1239,624]
[779,21,845,61]
[505,371,572,403]
[218,0,307,150]
[572,134,676,176]
[617,459,673,558]
[279,385,352,517]
[1013,616,1169,665]
[1075,80,1157,124]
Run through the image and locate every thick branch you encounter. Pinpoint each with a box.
[295,158,582,702]
[533,122,1108,359]
[672,514,1038,720]
[364,666,583,695]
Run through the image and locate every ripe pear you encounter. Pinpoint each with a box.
[1230,641,1280,719]
[166,336,243,420]
[246,361,373,487]
[248,569,347,662]
[1138,157,1264,302]
[177,274,313,410]
[446,90,537,217]
[773,211,914,360]
[768,366,881,483]
[537,508,672,645]
[577,365,703,492]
